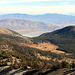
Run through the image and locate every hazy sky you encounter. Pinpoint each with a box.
[0,0,75,15]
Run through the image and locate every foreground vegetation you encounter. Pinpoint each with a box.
[0,26,75,73]
[0,37,75,70]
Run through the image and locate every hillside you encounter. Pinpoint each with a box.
[0,38,75,75]
[0,26,20,36]
[33,26,75,58]
[0,19,63,36]
[0,26,31,43]
[41,26,75,38]
[0,13,75,24]
[0,26,75,74]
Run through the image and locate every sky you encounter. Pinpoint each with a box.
[0,0,75,15]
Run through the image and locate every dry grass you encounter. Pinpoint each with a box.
[20,42,66,54]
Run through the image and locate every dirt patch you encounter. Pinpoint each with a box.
[20,42,66,54]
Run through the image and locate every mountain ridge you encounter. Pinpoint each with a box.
[0,19,63,36]
[0,26,21,36]
[41,26,75,37]
[0,26,31,43]
[0,13,75,24]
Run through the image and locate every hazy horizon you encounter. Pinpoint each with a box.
[0,0,75,15]
[0,13,75,16]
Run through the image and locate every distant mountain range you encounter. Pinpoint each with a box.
[0,13,75,37]
[0,19,63,37]
[0,13,75,24]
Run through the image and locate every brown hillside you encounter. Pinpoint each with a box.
[0,19,63,36]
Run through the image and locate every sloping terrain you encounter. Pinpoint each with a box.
[0,26,75,75]
[0,37,72,71]
[0,26,31,43]
[0,19,63,36]
[0,26,20,36]
[33,26,75,58]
